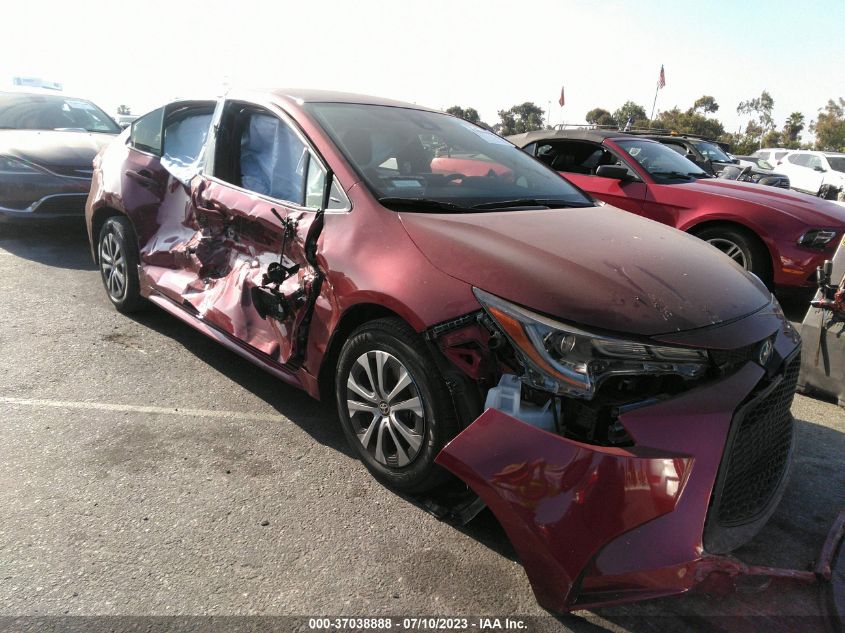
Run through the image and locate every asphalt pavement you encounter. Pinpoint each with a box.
[0,221,842,633]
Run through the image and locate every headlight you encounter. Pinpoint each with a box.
[0,155,42,175]
[798,229,838,248]
[474,288,708,399]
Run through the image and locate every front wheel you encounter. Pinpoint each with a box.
[335,318,459,494]
[695,226,771,286]
[98,216,145,313]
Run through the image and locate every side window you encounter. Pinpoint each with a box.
[789,153,809,166]
[807,155,823,170]
[537,140,636,178]
[304,154,326,208]
[774,151,788,161]
[161,103,214,180]
[215,103,308,205]
[129,107,164,155]
[664,142,687,156]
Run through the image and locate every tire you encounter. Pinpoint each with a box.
[98,216,145,313]
[335,317,460,494]
[695,225,771,286]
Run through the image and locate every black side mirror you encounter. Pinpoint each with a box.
[814,166,826,172]
[595,165,631,180]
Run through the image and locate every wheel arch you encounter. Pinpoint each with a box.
[317,302,410,402]
[90,206,134,263]
[685,218,777,283]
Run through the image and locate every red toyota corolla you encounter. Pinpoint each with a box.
[86,90,806,612]
[507,129,845,292]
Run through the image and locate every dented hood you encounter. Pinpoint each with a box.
[399,205,770,336]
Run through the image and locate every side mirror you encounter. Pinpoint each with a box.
[814,165,826,172]
[595,165,630,180]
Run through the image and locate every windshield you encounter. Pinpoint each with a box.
[305,103,593,211]
[827,156,845,173]
[692,140,732,163]
[616,139,710,183]
[0,92,120,133]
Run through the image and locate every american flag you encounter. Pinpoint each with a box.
[657,65,666,89]
[558,85,565,107]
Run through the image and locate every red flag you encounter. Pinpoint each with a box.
[558,85,565,107]
[657,65,666,89]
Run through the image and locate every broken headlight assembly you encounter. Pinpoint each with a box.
[473,288,708,400]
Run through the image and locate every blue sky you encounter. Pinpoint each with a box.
[1,0,843,139]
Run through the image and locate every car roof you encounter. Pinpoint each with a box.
[270,88,438,112]
[505,128,643,147]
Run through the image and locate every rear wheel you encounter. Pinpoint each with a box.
[335,318,459,494]
[98,216,145,313]
[695,225,771,286]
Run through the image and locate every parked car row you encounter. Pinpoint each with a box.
[507,128,843,292]
[3,87,843,614]
[755,147,845,199]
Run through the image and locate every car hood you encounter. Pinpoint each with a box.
[0,130,114,174]
[399,205,770,337]
[677,178,845,226]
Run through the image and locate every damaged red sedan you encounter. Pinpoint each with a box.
[86,90,806,612]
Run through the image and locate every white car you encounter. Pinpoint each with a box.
[775,150,845,199]
[752,147,791,166]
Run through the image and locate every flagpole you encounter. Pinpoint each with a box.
[650,81,659,121]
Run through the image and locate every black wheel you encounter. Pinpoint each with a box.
[98,216,145,313]
[335,317,460,494]
[695,225,771,286]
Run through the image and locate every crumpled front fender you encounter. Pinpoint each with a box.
[435,363,765,612]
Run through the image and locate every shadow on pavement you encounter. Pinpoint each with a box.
[0,218,96,271]
[126,306,353,458]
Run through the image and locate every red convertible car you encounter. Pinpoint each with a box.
[507,129,845,293]
[86,90,824,612]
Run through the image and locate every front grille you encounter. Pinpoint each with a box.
[710,343,759,370]
[703,353,800,553]
[32,194,87,215]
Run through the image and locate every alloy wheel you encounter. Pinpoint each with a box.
[706,237,748,269]
[345,350,425,468]
[100,231,127,300]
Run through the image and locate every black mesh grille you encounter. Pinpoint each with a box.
[715,355,800,526]
[33,195,87,215]
[710,343,759,370]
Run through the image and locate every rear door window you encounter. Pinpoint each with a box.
[161,102,215,182]
[129,108,164,156]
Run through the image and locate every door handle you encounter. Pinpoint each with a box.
[125,169,158,189]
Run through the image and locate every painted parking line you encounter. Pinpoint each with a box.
[0,397,282,423]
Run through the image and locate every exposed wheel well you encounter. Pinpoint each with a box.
[90,207,129,263]
[687,220,774,284]
[317,303,409,402]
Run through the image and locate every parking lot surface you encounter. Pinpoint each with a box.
[1,222,843,632]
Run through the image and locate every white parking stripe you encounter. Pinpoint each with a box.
[0,397,282,422]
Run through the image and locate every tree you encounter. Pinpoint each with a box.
[737,91,775,148]
[585,107,616,127]
[446,106,481,125]
[653,107,724,138]
[810,98,845,151]
[613,101,648,128]
[692,95,719,114]
[497,102,545,136]
[116,104,131,115]
[782,112,805,148]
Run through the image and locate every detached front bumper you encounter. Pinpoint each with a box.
[435,320,840,612]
